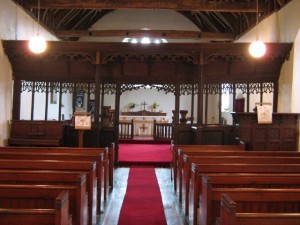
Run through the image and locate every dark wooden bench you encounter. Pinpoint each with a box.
[0,159,96,225]
[0,170,87,225]
[0,190,71,225]
[200,174,300,225]
[176,149,300,200]
[214,188,300,225]
[190,163,300,225]
[0,184,87,225]
[219,194,300,225]
[0,144,114,196]
[0,150,105,213]
[177,151,300,207]
[171,141,245,191]
[184,155,300,211]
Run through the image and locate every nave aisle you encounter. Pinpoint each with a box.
[98,167,188,225]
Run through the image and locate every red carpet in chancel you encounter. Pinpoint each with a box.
[117,167,167,225]
[118,144,171,166]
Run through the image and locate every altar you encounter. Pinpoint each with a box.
[120,111,170,137]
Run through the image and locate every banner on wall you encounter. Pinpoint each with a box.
[75,91,84,110]
[256,103,272,124]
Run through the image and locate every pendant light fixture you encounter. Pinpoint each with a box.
[29,0,47,54]
[249,0,266,58]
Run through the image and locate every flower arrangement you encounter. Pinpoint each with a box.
[152,101,159,111]
[128,102,137,110]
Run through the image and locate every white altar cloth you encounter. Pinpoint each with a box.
[119,116,170,137]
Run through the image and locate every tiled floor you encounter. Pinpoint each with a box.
[98,167,189,225]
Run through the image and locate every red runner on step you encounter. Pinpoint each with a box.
[118,167,167,225]
[119,144,171,164]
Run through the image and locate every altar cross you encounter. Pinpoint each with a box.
[141,101,148,111]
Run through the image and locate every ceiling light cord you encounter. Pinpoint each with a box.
[249,0,266,58]
[28,0,47,54]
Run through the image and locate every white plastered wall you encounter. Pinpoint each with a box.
[0,0,58,146]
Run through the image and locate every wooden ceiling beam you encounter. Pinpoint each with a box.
[24,0,267,13]
[54,29,236,41]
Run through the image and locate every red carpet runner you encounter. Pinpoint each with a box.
[117,167,167,225]
[118,144,171,167]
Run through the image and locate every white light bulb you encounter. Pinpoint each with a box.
[141,37,151,44]
[249,40,266,58]
[131,38,138,44]
[29,35,47,54]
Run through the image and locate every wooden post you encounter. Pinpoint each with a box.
[31,81,35,120]
[94,51,101,125]
[114,83,121,163]
[78,130,84,148]
[12,80,21,120]
[198,52,204,126]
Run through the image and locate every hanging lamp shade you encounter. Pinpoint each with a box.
[249,40,266,58]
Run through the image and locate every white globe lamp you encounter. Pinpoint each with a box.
[249,40,266,58]
[29,34,47,54]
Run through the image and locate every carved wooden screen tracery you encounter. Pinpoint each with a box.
[20,79,275,122]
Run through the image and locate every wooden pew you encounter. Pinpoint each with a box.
[0,159,96,225]
[178,150,300,206]
[217,189,300,225]
[171,141,245,192]
[0,170,87,224]
[0,143,114,193]
[0,144,115,208]
[176,148,245,201]
[0,150,104,213]
[176,149,300,200]
[201,174,300,225]
[0,184,87,225]
[178,151,300,208]
[190,163,300,225]
[0,190,71,225]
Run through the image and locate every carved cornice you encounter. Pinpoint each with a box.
[120,84,176,94]
[6,51,95,63]
[103,53,198,64]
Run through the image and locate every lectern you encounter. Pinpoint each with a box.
[72,112,92,147]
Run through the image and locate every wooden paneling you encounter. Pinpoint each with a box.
[8,120,65,146]
[232,113,300,151]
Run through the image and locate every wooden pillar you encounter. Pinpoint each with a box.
[45,82,49,120]
[197,52,204,126]
[100,84,105,126]
[273,81,278,112]
[31,81,35,120]
[204,86,208,125]
[218,83,222,125]
[173,83,180,144]
[260,82,263,103]
[174,83,180,125]
[190,84,195,125]
[12,80,21,120]
[232,83,236,112]
[114,83,121,162]
[58,82,62,121]
[72,83,77,114]
[246,83,250,112]
[94,51,101,125]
